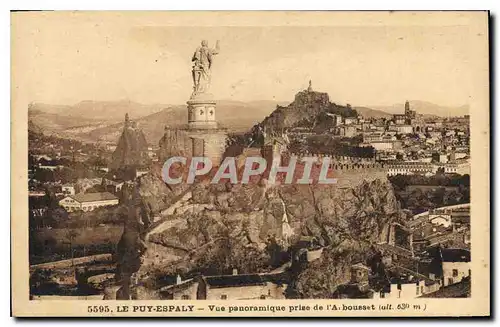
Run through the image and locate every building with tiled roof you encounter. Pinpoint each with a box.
[159,271,288,300]
[59,192,119,212]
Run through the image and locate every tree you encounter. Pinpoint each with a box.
[86,156,109,170]
[65,230,78,264]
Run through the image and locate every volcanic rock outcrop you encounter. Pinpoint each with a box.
[109,113,150,172]
[110,165,408,299]
[252,87,358,136]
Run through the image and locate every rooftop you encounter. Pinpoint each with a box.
[420,277,470,298]
[204,274,266,288]
[70,192,118,203]
[160,278,196,294]
[351,263,370,271]
[160,272,287,291]
[441,248,470,262]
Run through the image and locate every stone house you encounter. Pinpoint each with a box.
[332,263,373,299]
[373,275,440,299]
[441,248,471,287]
[160,271,287,300]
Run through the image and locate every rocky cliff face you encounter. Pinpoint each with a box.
[292,239,373,298]
[157,128,189,163]
[111,170,408,299]
[253,89,358,135]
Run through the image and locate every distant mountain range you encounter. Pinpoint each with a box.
[353,106,392,119]
[28,98,468,145]
[369,100,469,117]
[28,99,288,144]
[29,100,166,122]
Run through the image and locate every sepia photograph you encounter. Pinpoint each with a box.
[11,10,490,317]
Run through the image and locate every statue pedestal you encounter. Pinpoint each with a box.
[158,91,226,165]
[187,92,218,130]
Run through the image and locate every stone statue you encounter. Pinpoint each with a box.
[191,40,220,96]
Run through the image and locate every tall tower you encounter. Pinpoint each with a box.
[404,100,410,117]
[185,94,226,163]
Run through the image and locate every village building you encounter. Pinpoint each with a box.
[102,178,125,194]
[362,132,384,143]
[59,192,119,212]
[386,162,436,176]
[420,276,470,298]
[428,213,452,228]
[441,248,471,287]
[61,184,76,196]
[451,209,470,227]
[337,125,358,137]
[344,117,358,125]
[373,273,441,299]
[432,152,449,163]
[392,100,417,124]
[333,259,442,300]
[332,263,373,299]
[159,271,287,300]
[330,114,344,126]
[364,140,402,152]
[438,160,470,175]
[75,178,103,194]
[393,114,407,125]
[28,190,46,197]
[389,125,413,134]
[409,203,470,231]
[136,170,149,178]
[38,164,65,171]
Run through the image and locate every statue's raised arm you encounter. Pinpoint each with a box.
[213,40,220,55]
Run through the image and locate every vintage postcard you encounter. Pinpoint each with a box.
[11,11,490,317]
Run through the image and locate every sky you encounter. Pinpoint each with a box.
[12,12,487,108]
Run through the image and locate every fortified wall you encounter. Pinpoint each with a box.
[288,152,388,189]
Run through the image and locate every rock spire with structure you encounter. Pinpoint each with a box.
[109,113,150,173]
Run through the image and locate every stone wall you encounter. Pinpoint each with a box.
[157,128,190,159]
[30,253,112,270]
[285,153,388,189]
[158,127,227,166]
[190,130,227,165]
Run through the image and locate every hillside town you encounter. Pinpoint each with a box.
[9,8,494,322]
[25,25,473,301]
[28,80,471,300]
